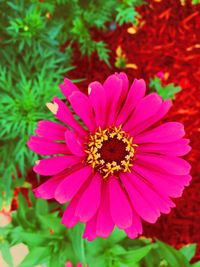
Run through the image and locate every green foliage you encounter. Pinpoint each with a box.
[180,244,197,262]
[141,239,198,267]
[0,46,73,206]
[149,76,181,100]
[1,0,144,65]
[1,194,199,266]
[116,0,144,26]
[192,0,200,4]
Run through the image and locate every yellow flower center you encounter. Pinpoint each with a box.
[85,126,137,178]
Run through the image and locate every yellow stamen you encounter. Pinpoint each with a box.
[85,125,137,179]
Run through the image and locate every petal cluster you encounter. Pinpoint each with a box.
[27,73,191,240]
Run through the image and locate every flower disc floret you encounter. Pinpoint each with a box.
[85,126,137,178]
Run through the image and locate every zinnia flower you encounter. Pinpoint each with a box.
[27,73,191,240]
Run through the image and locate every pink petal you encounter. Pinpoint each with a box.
[54,166,92,204]
[120,173,160,223]
[137,139,191,156]
[33,155,81,176]
[65,262,73,267]
[59,78,80,99]
[75,173,102,222]
[33,172,67,199]
[53,97,86,136]
[61,178,91,228]
[34,165,83,200]
[83,214,97,241]
[68,92,96,132]
[109,176,132,229]
[65,129,85,157]
[103,74,123,126]
[124,208,143,238]
[135,153,191,175]
[114,72,129,103]
[130,100,172,136]
[27,135,69,155]
[133,163,191,198]
[123,93,162,132]
[88,81,106,128]
[116,79,146,126]
[96,181,114,238]
[61,197,80,228]
[35,120,66,141]
[134,122,185,144]
[127,172,175,214]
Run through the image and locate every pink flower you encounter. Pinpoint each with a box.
[66,262,87,267]
[156,71,165,79]
[27,73,191,240]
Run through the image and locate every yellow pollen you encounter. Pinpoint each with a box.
[85,125,137,179]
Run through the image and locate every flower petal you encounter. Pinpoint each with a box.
[138,139,191,156]
[35,120,66,141]
[123,93,162,132]
[59,78,80,99]
[88,81,106,128]
[65,262,73,267]
[103,74,123,126]
[96,181,114,238]
[135,153,191,175]
[127,172,175,214]
[114,72,129,103]
[132,163,191,198]
[65,129,85,157]
[54,166,92,204]
[68,91,96,132]
[33,155,80,176]
[125,213,143,238]
[75,173,102,222]
[52,97,86,136]
[116,79,146,126]
[134,122,185,144]
[109,176,132,229]
[27,135,69,155]
[61,197,80,228]
[33,172,67,199]
[120,173,160,223]
[83,214,97,241]
[130,100,172,136]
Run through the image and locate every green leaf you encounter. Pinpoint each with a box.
[18,246,50,267]
[120,244,152,263]
[19,232,51,247]
[192,261,200,267]
[0,241,13,267]
[179,244,196,261]
[69,223,86,264]
[35,198,49,215]
[16,194,34,229]
[108,227,126,244]
[149,77,181,100]
[192,0,200,4]
[95,41,110,66]
[156,239,190,267]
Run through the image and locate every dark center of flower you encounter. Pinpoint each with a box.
[98,138,127,164]
[85,126,137,178]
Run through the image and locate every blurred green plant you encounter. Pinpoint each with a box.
[1,194,199,267]
[149,76,181,100]
[0,0,143,65]
[192,0,200,4]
